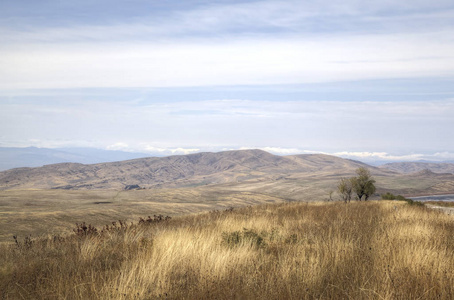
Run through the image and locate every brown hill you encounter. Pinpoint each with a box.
[286,154,371,175]
[0,149,376,190]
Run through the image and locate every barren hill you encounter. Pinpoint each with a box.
[286,154,371,175]
[379,162,454,174]
[0,149,376,190]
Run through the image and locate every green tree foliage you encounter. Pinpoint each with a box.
[337,177,353,203]
[381,192,407,200]
[381,192,396,200]
[337,167,376,202]
[352,167,376,201]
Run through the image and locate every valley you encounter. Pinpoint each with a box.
[1,149,454,242]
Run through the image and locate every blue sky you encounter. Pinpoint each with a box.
[1,0,454,162]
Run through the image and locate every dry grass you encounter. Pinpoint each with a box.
[0,188,288,243]
[425,201,454,208]
[1,200,453,299]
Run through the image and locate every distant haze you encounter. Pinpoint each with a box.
[0,147,150,171]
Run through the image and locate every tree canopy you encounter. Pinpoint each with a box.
[337,167,376,202]
[337,177,353,203]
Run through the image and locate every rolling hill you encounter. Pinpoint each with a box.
[0,149,376,190]
[2,149,454,243]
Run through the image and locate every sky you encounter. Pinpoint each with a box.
[1,0,454,163]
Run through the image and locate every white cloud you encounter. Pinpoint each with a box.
[333,151,425,161]
[2,0,454,89]
[142,145,200,155]
[2,0,454,43]
[259,147,304,155]
[1,1,453,159]
[107,142,129,151]
[1,97,453,156]
[331,151,454,163]
[1,29,454,89]
[432,152,454,160]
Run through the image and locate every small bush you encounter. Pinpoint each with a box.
[405,198,425,207]
[381,193,411,201]
[74,222,98,236]
[381,192,396,200]
[138,215,171,224]
[12,235,33,250]
[222,228,265,249]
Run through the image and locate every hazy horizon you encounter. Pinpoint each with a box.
[1,146,453,173]
[1,0,453,163]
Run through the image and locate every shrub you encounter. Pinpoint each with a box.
[222,228,265,249]
[381,193,410,201]
[381,192,396,200]
[404,198,425,207]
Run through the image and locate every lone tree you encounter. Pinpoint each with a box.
[337,177,353,203]
[352,167,376,201]
[336,167,376,203]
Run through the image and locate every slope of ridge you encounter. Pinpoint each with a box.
[0,149,375,190]
[285,154,373,174]
[380,162,454,174]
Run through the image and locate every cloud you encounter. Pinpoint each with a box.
[142,146,200,156]
[2,97,453,155]
[257,147,305,155]
[247,147,321,155]
[333,151,425,161]
[1,1,454,89]
[432,152,454,160]
[1,1,453,160]
[331,151,454,163]
[2,0,454,43]
[1,32,454,90]
[107,142,129,151]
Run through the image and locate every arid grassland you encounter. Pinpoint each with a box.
[1,200,453,299]
[0,188,288,242]
[426,201,454,208]
[1,171,447,243]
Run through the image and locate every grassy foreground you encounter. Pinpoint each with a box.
[425,201,454,208]
[1,201,453,299]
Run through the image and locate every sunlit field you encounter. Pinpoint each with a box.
[425,201,454,208]
[1,200,453,299]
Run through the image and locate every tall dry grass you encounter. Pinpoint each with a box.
[1,201,453,299]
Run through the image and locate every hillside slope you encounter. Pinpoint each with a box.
[0,149,375,190]
[380,162,454,174]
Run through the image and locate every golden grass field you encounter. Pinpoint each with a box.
[1,200,453,299]
[0,187,289,243]
[426,201,454,208]
[1,170,448,244]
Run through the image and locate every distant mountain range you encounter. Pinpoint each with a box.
[0,149,376,190]
[2,147,454,176]
[2,149,454,198]
[0,147,151,171]
[379,162,454,174]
